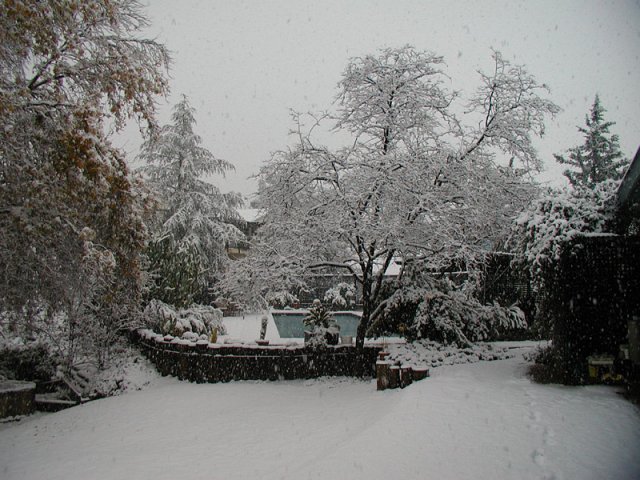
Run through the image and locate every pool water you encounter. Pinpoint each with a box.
[272,312,361,338]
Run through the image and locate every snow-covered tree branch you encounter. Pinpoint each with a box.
[0,0,169,367]
[506,180,619,334]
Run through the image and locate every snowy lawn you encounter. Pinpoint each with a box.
[1,347,639,480]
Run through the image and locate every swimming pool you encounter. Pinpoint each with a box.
[272,311,362,338]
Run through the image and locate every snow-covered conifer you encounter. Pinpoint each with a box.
[554,95,629,188]
[138,96,244,307]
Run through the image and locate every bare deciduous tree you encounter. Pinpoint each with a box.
[223,46,558,349]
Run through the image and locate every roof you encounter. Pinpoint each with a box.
[615,146,640,229]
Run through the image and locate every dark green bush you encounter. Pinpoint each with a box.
[0,344,58,382]
[526,345,565,384]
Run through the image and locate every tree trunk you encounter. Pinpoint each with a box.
[356,275,372,350]
[355,314,369,350]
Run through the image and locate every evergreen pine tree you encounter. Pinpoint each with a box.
[138,95,244,307]
[555,95,629,188]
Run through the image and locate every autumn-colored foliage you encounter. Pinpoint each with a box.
[0,0,169,367]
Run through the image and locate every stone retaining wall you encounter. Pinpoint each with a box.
[0,381,35,418]
[132,330,381,383]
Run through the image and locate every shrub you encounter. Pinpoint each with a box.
[143,300,226,339]
[526,344,565,384]
[303,299,340,348]
[0,344,58,382]
[507,181,619,336]
[265,291,299,309]
[374,279,527,346]
[324,282,356,310]
[412,292,527,346]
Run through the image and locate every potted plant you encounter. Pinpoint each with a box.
[303,299,340,347]
[256,315,269,345]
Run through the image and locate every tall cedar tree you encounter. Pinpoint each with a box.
[555,95,629,188]
[138,96,244,308]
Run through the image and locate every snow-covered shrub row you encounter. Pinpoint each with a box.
[375,279,527,347]
[142,300,226,339]
[410,290,526,346]
[323,282,356,310]
[265,290,299,309]
[386,341,515,370]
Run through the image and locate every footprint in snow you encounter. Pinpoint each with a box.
[532,448,546,466]
[543,426,557,446]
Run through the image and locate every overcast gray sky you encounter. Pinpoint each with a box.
[117,0,640,196]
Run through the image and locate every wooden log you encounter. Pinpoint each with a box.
[411,366,430,381]
[400,366,413,388]
[376,361,391,391]
[389,365,400,389]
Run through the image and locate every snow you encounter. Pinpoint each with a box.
[222,313,282,343]
[1,346,638,480]
[385,340,529,368]
[579,232,620,238]
[237,208,264,223]
[0,381,35,393]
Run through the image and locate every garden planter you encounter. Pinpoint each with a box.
[304,330,339,346]
[376,361,391,391]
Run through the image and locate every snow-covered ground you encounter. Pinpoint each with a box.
[222,313,284,343]
[1,345,638,480]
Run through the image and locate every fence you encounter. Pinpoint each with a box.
[551,234,640,384]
